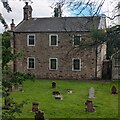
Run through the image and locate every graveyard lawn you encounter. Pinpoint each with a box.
[10,80,119,119]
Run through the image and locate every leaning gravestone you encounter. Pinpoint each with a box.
[52,81,56,88]
[111,85,117,94]
[88,87,95,98]
[32,102,39,112]
[85,100,95,112]
[35,110,44,120]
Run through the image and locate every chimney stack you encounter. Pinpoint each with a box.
[23,2,32,20]
[54,3,62,17]
[10,19,15,31]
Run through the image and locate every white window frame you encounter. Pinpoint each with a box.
[49,34,58,46]
[27,57,35,69]
[49,58,58,70]
[27,34,35,46]
[72,34,81,46]
[72,58,81,71]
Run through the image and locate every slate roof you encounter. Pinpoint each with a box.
[15,16,101,33]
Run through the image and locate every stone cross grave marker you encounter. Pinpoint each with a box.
[88,87,95,98]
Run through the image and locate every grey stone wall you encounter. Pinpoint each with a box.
[14,32,97,80]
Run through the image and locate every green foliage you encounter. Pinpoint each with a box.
[2,32,10,48]
[2,98,29,120]
[90,27,120,59]
[2,86,10,98]
[2,32,12,69]
[1,31,30,120]
[106,26,120,59]
[90,28,107,46]
[2,31,24,70]
[10,72,36,85]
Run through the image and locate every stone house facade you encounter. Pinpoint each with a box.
[10,2,106,80]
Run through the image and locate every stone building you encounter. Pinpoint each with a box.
[9,2,107,80]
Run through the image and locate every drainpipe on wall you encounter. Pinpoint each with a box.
[13,32,16,73]
[95,46,98,80]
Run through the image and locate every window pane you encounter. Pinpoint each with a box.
[74,59,80,70]
[29,58,34,68]
[51,59,56,69]
[29,35,34,45]
[74,36,80,45]
[51,36,57,45]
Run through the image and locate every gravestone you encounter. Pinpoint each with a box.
[111,85,117,94]
[54,94,63,100]
[8,84,13,92]
[88,87,95,98]
[52,81,56,88]
[67,90,72,94]
[32,102,39,112]
[52,91,60,96]
[85,100,95,112]
[35,110,44,120]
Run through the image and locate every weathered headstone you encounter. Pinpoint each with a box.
[52,81,56,88]
[35,110,44,120]
[54,94,63,100]
[111,85,117,94]
[67,90,72,94]
[88,87,95,98]
[32,102,39,112]
[85,100,95,112]
[8,84,13,92]
[52,91,60,96]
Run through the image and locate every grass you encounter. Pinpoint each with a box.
[10,80,119,119]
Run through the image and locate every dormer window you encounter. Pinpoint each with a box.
[27,34,35,46]
[73,35,81,46]
[49,34,58,46]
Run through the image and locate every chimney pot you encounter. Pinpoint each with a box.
[10,19,15,31]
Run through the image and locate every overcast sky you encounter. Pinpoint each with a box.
[0,0,118,33]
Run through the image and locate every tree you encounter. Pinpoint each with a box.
[106,25,120,59]
[0,0,33,29]
[1,31,31,120]
[52,0,120,55]
[2,31,23,71]
[52,0,120,26]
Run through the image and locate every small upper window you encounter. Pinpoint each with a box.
[73,35,81,46]
[27,34,35,46]
[49,34,58,46]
